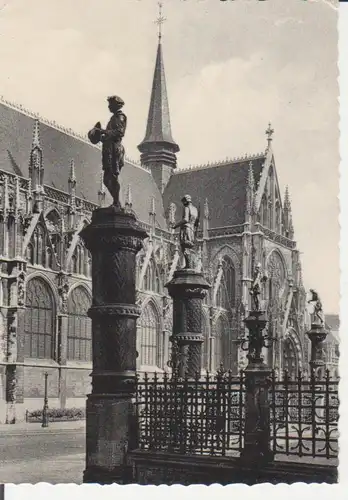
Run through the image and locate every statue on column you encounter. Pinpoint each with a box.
[308,288,324,325]
[172,195,199,269]
[250,262,267,311]
[88,96,127,208]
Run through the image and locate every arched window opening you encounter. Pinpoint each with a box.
[275,201,281,234]
[216,256,235,309]
[67,287,92,362]
[214,316,229,371]
[24,278,55,359]
[72,243,86,275]
[143,260,160,293]
[139,303,160,366]
[261,195,268,227]
[201,312,209,370]
[28,225,47,266]
[51,234,61,264]
[283,337,298,379]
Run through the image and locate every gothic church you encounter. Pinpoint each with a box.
[0,36,316,423]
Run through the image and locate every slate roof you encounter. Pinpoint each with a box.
[163,156,266,228]
[0,101,167,228]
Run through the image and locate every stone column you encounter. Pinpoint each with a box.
[80,206,147,484]
[307,320,328,373]
[240,310,274,464]
[166,269,210,378]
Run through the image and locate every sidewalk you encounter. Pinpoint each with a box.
[0,419,85,435]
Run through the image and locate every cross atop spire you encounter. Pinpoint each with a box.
[265,122,274,149]
[155,2,166,41]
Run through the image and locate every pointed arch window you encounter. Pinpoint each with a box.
[216,256,236,309]
[143,260,160,293]
[214,315,229,371]
[72,242,87,275]
[275,201,281,234]
[29,224,47,266]
[283,337,298,379]
[67,287,92,361]
[201,311,210,370]
[139,302,160,366]
[24,278,55,359]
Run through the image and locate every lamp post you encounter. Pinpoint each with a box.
[42,371,49,428]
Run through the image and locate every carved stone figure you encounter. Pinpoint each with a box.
[88,96,127,208]
[308,288,324,324]
[250,263,267,311]
[172,195,199,269]
[17,271,26,307]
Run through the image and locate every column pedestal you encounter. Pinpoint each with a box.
[166,269,210,378]
[80,206,147,484]
[307,322,328,371]
[240,311,274,464]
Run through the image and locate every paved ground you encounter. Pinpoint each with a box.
[0,422,85,484]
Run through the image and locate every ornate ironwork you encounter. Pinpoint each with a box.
[135,370,245,456]
[269,369,338,459]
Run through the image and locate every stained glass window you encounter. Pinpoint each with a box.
[143,260,160,293]
[24,278,55,359]
[139,303,159,366]
[67,287,92,361]
[216,256,235,309]
[283,337,297,379]
[214,315,229,370]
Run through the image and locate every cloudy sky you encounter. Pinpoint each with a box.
[0,0,339,313]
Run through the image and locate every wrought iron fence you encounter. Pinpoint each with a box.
[270,370,339,459]
[135,370,245,456]
[134,369,339,460]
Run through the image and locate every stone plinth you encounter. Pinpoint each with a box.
[80,206,147,484]
[240,311,274,464]
[307,322,328,370]
[166,269,210,378]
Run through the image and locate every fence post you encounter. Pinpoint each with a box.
[240,310,274,464]
[80,206,147,484]
[166,270,210,378]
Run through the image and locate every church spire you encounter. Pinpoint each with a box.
[138,3,179,194]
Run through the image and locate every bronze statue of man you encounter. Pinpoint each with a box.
[250,262,267,311]
[308,288,324,324]
[172,195,199,269]
[88,95,127,207]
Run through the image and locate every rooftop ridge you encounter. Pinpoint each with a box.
[0,95,147,172]
[176,152,266,174]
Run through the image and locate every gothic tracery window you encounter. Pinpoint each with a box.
[29,224,47,266]
[201,311,210,370]
[214,315,229,370]
[67,287,92,362]
[283,337,298,379]
[72,242,88,275]
[24,278,55,359]
[139,302,160,366]
[216,256,236,309]
[143,260,160,293]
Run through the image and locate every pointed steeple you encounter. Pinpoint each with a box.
[284,185,291,211]
[29,119,44,190]
[138,6,179,194]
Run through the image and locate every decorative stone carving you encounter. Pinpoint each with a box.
[17,271,26,307]
[57,272,69,314]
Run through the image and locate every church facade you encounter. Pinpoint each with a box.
[0,38,324,423]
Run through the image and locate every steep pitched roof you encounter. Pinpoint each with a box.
[0,100,167,228]
[163,156,265,228]
[138,41,179,152]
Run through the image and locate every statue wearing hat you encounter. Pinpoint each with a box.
[88,96,127,207]
[172,195,199,269]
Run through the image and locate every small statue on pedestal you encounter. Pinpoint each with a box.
[308,288,324,325]
[250,263,267,312]
[88,96,127,208]
[172,195,199,269]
